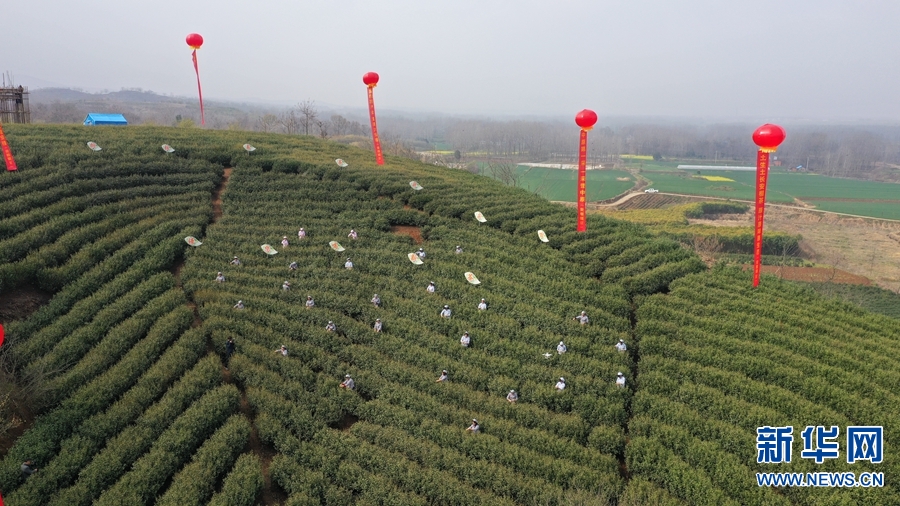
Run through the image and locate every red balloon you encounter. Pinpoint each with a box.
[186,33,204,49]
[752,124,786,150]
[575,109,598,129]
[363,72,380,86]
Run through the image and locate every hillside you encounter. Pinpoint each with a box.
[0,125,896,505]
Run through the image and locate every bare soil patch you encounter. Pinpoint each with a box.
[764,207,900,292]
[0,285,53,323]
[391,225,424,244]
[600,193,900,291]
[749,265,871,285]
[212,168,232,221]
[0,413,34,458]
[238,393,287,505]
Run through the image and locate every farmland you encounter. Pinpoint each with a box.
[500,159,900,221]
[483,165,634,202]
[639,170,900,220]
[0,124,897,505]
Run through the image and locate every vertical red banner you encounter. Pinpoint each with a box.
[192,50,205,126]
[577,130,588,232]
[367,86,384,165]
[752,150,769,287]
[0,123,16,171]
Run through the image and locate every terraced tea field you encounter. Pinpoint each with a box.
[0,125,896,505]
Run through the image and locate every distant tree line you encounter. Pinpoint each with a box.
[436,120,900,180]
[26,89,900,181]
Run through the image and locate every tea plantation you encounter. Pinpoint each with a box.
[0,125,895,505]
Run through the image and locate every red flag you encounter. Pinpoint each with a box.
[192,50,205,126]
[752,150,769,287]
[0,124,16,171]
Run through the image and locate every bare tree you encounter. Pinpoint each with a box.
[487,160,520,187]
[689,235,723,266]
[824,250,847,284]
[280,109,300,135]
[0,344,64,441]
[348,119,368,136]
[315,119,329,139]
[330,114,350,136]
[44,102,84,123]
[382,134,419,160]
[775,240,801,278]
[297,100,318,136]
[256,114,279,133]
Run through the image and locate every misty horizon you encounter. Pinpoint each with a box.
[5,1,900,123]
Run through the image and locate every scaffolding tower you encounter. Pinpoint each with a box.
[0,85,30,124]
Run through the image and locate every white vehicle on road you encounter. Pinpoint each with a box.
[644,188,659,193]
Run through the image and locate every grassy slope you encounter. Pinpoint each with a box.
[0,125,896,505]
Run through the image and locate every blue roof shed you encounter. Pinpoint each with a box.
[83,113,128,126]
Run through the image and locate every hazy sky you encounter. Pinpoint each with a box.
[7,0,900,121]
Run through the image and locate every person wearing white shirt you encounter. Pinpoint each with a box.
[230,256,241,266]
[417,247,426,259]
[340,374,355,390]
[215,272,225,283]
[426,281,435,294]
[298,228,306,239]
[440,305,451,318]
[281,236,289,248]
[506,390,518,403]
[616,372,626,388]
[371,294,382,307]
[466,419,480,433]
[276,345,288,356]
[325,321,337,332]
[574,311,589,325]
[233,300,244,310]
[373,319,383,333]
[460,332,471,347]
[455,245,463,254]
[289,261,298,271]
[557,341,567,354]
[305,296,315,308]
[282,280,291,291]
[555,377,566,391]
[615,339,627,352]
[344,258,353,270]
[348,229,358,240]
[477,298,487,311]
[436,370,448,383]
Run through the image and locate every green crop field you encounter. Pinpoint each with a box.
[641,170,900,219]
[0,124,897,505]
[803,200,900,220]
[483,166,634,202]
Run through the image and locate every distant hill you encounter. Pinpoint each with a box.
[31,88,214,105]
[26,88,272,128]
